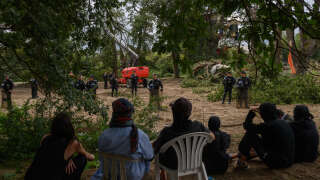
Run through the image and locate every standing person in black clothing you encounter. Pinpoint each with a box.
[75,75,86,91]
[25,112,95,180]
[110,74,118,97]
[203,116,231,175]
[236,71,251,108]
[30,78,38,99]
[153,98,213,170]
[1,75,14,109]
[86,75,98,99]
[103,72,109,89]
[130,71,138,96]
[236,103,295,169]
[148,74,163,110]
[290,105,319,163]
[222,72,236,104]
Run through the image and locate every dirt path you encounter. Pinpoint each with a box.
[4,78,320,180]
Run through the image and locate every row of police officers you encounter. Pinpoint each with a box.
[222,71,251,108]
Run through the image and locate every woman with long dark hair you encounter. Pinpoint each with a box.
[25,112,95,180]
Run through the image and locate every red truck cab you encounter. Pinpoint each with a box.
[118,66,149,87]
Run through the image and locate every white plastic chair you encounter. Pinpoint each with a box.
[155,132,214,180]
[99,152,142,180]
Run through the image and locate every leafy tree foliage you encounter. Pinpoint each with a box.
[212,0,320,75]
[0,0,121,92]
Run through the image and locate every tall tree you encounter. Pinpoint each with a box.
[151,0,216,78]
[0,0,122,93]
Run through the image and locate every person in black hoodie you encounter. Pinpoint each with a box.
[203,116,231,175]
[290,105,319,163]
[237,103,295,169]
[153,97,213,170]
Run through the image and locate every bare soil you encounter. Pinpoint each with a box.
[2,78,320,180]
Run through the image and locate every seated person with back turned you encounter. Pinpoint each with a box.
[25,112,95,180]
[91,98,154,180]
[153,97,214,170]
[237,103,295,169]
[203,116,231,175]
[290,105,319,163]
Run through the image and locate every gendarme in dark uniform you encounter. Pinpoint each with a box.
[1,76,14,109]
[30,78,38,99]
[75,76,86,91]
[103,72,109,89]
[86,76,98,99]
[130,73,138,96]
[110,75,118,97]
[148,74,163,110]
[222,72,236,104]
[236,71,251,108]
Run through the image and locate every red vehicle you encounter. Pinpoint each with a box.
[118,66,149,87]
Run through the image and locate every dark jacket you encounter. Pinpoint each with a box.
[223,76,236,89]
[75,80,86,91]
[110,77,118,88]
[148,79,163,90]
[86,80,98,93]
[30,79,38,89]
[153,120,209,170]
[130,75,138,87]
[236,77,251,90]
[103,74,109,82]
[1,79,14,92]
[244,119,295,168]
[203,130,230,174]
[290,120,319,163]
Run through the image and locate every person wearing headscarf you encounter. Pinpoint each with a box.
[237,103,295,169]
[91,98,154,180]
[290,105,319,163]
[203,116,231,175]
[153,97,211,170]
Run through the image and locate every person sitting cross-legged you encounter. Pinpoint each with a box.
[25,112,95,180]
[203,116,231,175]
[290,105,319,163]
[91,98,154,180]
[153,97,214,170]
[237,103,295,169]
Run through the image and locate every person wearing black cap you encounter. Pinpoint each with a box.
[222,72,236,104]
[290,105,319,163]
[91,98,154,180]
[148,74,163,110]
[203,116,231,175]
[110,74,119,97]
[130,71,138,96]
[153,97,213,170]
[236,103,295,169]
[86,75,98,99]
[236,71,251,108]
[1,75,14,109]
